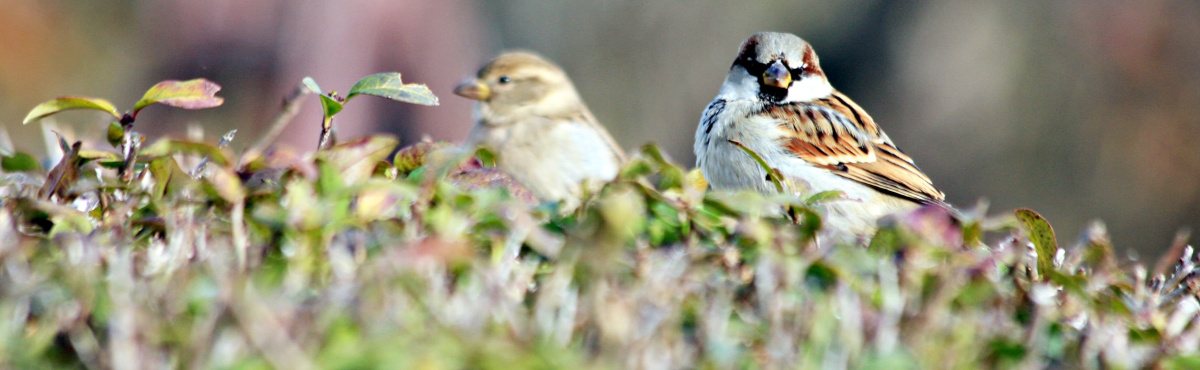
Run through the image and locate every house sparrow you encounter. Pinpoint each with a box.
[455,51,625,204]
[694,32,949,241]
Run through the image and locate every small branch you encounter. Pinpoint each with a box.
[232,200,248,269]
[247,85,308,156]
[316,116,335,151]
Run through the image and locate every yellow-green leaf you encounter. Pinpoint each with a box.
[23,96,121,124]
[1015,208,1058,277]
[140,139,230,166]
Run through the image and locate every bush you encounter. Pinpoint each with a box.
[2,76,1198,369]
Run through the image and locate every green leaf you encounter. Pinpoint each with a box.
[1015,208,1058,277]
[1,152,42,172]
[77,149,122,163]
[23,96,121,124]
[107,121,125,147]
[346,72,439,106]
[473,147,496,168]
[301,77,344,121]
[317,94,344,120]
[140,139,230,166]
[146,156,192,200]
[728,139,785,193]
[132,78,225,115]
[805,190,844,205]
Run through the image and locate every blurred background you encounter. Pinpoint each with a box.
[1,0,1197,257]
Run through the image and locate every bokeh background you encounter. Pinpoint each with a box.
[2,0,1197,256]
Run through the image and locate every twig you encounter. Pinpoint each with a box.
[246,85,308,157]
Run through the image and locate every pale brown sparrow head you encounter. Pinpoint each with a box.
[695,32,948,241]
[455,51,625,204]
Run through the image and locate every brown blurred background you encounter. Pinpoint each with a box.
[2,0,1198,257]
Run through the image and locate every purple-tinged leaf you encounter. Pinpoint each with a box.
[132,78,224,115]
[448,167,537,204]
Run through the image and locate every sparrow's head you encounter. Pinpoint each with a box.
[454,51,584,124]
[721,32,831,103]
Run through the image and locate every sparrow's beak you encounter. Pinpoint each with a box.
[453,79,490,101]
[761,61,792,89]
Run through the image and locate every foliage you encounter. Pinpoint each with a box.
[302,73,438,150]
[2,77,1199,369]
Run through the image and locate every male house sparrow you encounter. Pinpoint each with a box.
[455,51,625,204]
[694,32,948,241]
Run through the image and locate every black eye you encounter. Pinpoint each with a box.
[741,59,767,76]
[498,76,511,84]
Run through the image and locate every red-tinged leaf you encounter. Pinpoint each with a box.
[897,205,963,249]
[39,140,82,200]
[1015,208,1058,277]
[319,135,399,186]
[393,140,453,173]
[447,167,537,204]
[22,96,121,124]
[132,78,224,114]
[346,72,439,106]
[140,139,230,166]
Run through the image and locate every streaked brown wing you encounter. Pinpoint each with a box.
[763,103,876,165]
[767,90,945,204]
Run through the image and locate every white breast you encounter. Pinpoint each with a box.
[694,98,918,242]
[468,117,619,203]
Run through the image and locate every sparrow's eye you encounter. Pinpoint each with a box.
[498,76,511,84]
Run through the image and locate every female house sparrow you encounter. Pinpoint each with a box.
[694,32,948,241]
[455,51,625,204]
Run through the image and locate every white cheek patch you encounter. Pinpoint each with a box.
[784,76,833,102]
[716,67,833,104]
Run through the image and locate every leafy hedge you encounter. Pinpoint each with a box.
[1,77,1199,369]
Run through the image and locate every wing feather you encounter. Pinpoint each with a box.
[763,90,945,204]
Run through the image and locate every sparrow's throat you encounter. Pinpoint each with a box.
[757,61,792,102]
